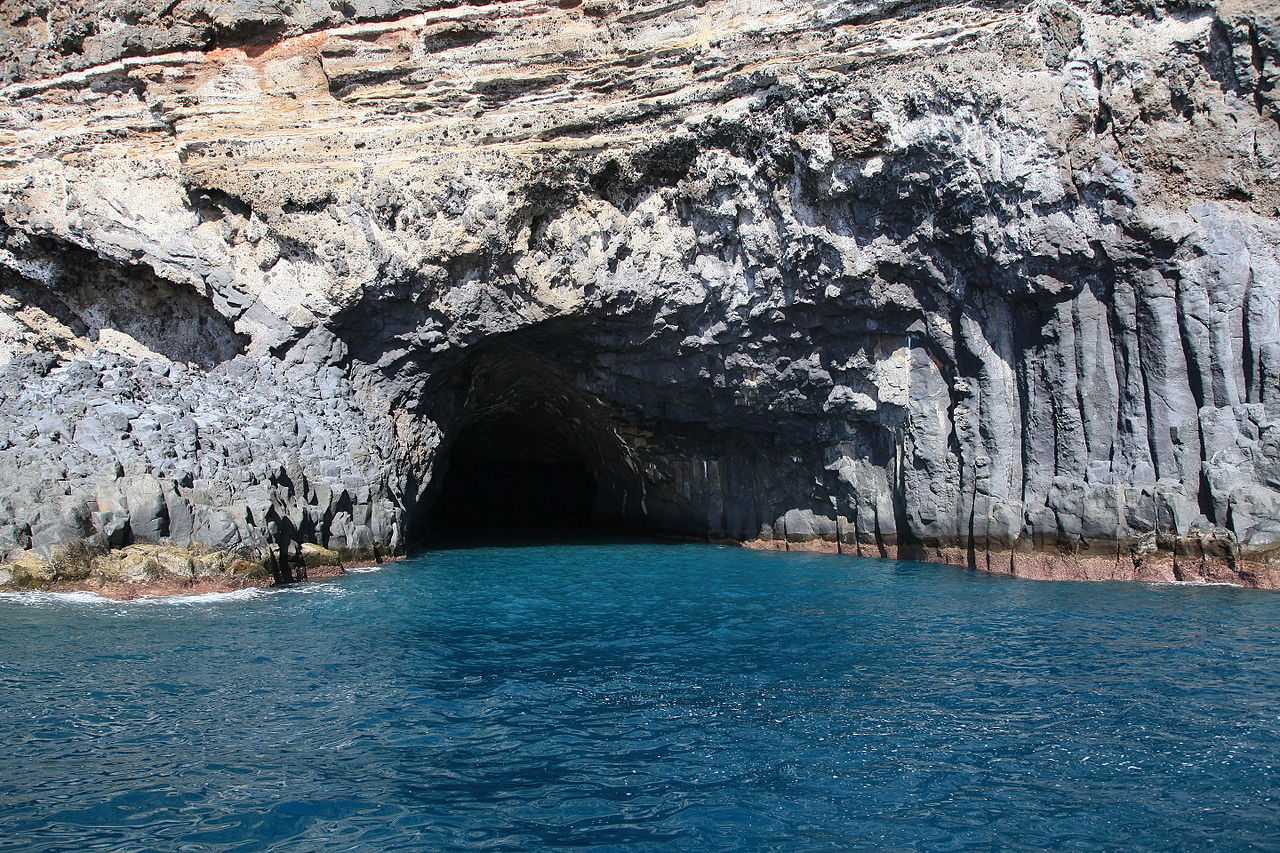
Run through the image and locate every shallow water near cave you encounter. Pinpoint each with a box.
[1,544,1279,851]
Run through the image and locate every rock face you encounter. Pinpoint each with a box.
[1,0,1278,586]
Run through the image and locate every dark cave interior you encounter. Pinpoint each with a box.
[429,410,601,539]
[422,346,650,544]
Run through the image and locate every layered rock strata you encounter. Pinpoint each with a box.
[1,0,1278,587]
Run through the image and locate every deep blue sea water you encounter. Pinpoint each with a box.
[1,543,1278,852]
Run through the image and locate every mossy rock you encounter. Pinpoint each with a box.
[298,543,343,568]
[4,544,278,588]
[192,551,238,578]
[4,552,54,588]
[227,558,272,580]
[94,545,195,584]
[49,539,106,581]
[189,549,270,580]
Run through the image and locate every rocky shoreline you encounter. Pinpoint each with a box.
[745,539,1280,589]
[0,541,390,600]
[5,535,1272,601]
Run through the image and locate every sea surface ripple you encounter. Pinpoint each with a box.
[1,544,1278,851]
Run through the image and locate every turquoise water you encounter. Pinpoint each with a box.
[1,544,1278,851]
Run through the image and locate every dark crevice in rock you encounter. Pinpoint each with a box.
[186,187,253,222]
[1241,262,1257,403]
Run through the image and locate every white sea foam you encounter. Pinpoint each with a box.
[131,587,270,605]
[0,586,275,607]
[0,584,285,604]
[0,590,113,606]
[344,564,386,574]
[278,582,348,596]
[0,575,364,607]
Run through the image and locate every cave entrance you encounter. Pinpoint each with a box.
[423,347,645,544]
[431,412,599,536]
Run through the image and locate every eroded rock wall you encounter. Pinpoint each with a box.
[1,0,1278,585]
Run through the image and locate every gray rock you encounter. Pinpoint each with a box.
[121,475,168,542]
[93,511,131,549]
[193,507,243,550]
[165,488,195,547]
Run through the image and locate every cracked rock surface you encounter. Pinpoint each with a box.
[1,0,1278,587]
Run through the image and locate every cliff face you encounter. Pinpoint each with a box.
[1,0,1279,586]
